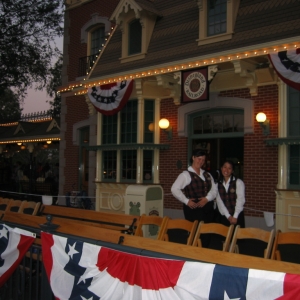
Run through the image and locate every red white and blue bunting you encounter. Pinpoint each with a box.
[268,48,300,91]
[88,80,134,116]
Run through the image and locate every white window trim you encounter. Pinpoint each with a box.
[196,0,240,46]
[111,7,156,64]
[81,14,111,44]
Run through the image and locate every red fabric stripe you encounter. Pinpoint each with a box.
[0,233,34,287]
[96,247,185,289]
[41,232,59,300]
[276,273,300,299]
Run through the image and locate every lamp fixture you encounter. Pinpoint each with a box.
[20,144,26,150]
[46,140,52,144]
[256,112,270,135]
[159,118,173,140]
[17,142,22,146]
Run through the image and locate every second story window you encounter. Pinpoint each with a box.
[91,27,105,56]
[128,19,142,55]
[207,0,227,36]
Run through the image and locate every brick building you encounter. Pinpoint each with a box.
[59,0,300,231]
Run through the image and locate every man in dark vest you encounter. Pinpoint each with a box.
[171,150,217,247]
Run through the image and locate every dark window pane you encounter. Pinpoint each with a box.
[144,100,154,143]
[193,116,203,134]
[103,151,117,181]
[288,87,300,136]
[91,27,105,55]
[234,114,244,132]
[128,19,141,55]
[122,150,137,181]
[102,114,118,144]
[207,0,227,36]
[213,114,223,133]
[203,115,213,133]
[143,150,153,182]
[289,145,300,185]
[121,100,137,143]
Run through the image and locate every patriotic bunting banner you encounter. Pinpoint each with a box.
[42,232,300,300]
[88,80,134,116]
[268,48,300,91]
[0,224,35,287]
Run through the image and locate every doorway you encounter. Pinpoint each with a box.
[192,137,244,179]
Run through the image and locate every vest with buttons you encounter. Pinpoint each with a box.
[218,179,237,215]
[184,171,212,199]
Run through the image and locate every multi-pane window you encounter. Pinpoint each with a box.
[128,19,142,55]
[101,99,155,183]
[288,87,300,188]
[192,109,244,135]
[207,0,227,36]
[91,27,105,56]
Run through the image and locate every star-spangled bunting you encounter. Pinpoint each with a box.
[268,48,300,91]
[0,224,35,287]
[41,232,300,300]
[88,80,134,116]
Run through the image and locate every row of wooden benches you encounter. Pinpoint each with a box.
[2,209,300,275]
[1,198,300,269]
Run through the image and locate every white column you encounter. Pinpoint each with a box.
[153,98,161,183]
[277,80,287,189]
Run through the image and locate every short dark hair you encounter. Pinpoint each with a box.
[192,149,206,157]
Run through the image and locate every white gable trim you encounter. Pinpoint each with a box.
[14,123,25,135]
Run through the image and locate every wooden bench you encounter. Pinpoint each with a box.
[2,211,300,275]
[39,205,139,233]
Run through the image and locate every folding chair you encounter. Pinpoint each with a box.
[19,201,41,215]
[159,218,198,245]
[271,230,300,263]
[229,226,275,258]
[7,199,25,213]
[192,221,234,251]
[0,198,12,214]
[134,214,168,240]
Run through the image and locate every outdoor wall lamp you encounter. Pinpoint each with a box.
[256,112,270,135]
[17,142,22,146]
[159,118,172,140]
[46,140,52,144]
